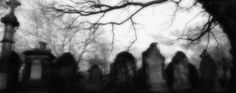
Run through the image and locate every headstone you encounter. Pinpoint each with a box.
[84,65,103,93]
[215,58,232,92]
[52,52,78,93]
[106,51,137,93]
[141,42,168,92]
[199,49,217,92]
[166,51,199,93]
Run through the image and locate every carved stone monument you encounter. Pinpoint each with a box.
[19,42,55,93]
[142,42,168,92]
[0,0,20,92]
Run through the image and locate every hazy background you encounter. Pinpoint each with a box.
[0,0,231,71]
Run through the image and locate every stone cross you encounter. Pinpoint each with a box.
[0,0,21,91]
[6,0,21,14]
[1,0,21,57]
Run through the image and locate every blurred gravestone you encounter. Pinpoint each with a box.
[52,52,78,93]
[106,51,137,93]
[84,65,103,93]
[199,49,218,92]
[166,51,199,93]
[215,57,232,92]
[141,42,168,92]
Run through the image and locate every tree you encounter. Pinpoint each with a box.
[15,1,104,62]
[86,40,111,74]
[50,0,236,91]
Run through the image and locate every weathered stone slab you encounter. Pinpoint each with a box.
[142,42,168,92]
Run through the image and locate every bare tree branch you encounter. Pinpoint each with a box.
[53,0,169,16]
[92,6,145,26]
[50,0,222,53]
[182,11,205,36]
[205,30,210,49]
[50,0,199,52]
[210,31,220,48]
[127,18,137,51]
[178,16,216,42]
[111,24,115,52]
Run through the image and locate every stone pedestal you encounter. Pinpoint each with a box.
[0,59,8,91]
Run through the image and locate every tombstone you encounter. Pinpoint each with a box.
[106,51,137,93]
[199,49,218,92]
[213,57,232,92]
[221,58,232,88]
[19,42,55,93]
[136,42,168,93]
[84,65,103,93]
[52,52,78,93]
[166,51,199,93]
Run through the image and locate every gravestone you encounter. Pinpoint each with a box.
[52,52,78,93]
[166,51,199,93]
[141,42,168,93]
[106,51,137,93]
[214,58,232,92]
[84,65,103,93]
[199,49,218,92]
[19,42,55,93]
